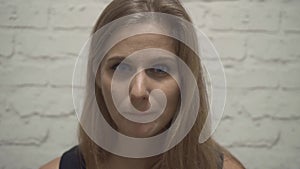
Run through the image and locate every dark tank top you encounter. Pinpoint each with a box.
[59,146,224,169]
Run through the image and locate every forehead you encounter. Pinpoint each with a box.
[106,34,177,58]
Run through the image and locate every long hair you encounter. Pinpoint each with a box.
[77,0,241,168]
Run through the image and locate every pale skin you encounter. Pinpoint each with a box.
[39,34,244,169]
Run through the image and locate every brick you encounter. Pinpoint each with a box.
[285,36,300,60]
[48,58,76,86]
[49,3,104,29]
[214,117,279,148]
[0,146,50,169]
[183,2,208,28]
[0,86,14,117]
[229,118,300,169]
[0,2,48,28]
[0,31,14,57]
[0,57,49,85]
[278,63,300,89]
[228,145,300,169]
[183,0,238,1]
[221,88,300,121]
[276,120,300,149]
[0,120,76,169]
[225,58,300,90]
[15,2,48,28]
[222,89,246,117]
[247,35,299,62]
[0,4,17,27]
[44,116,78,147]
[211,35,246,60]
[15,31,88,58]
[0,56,77,86]
[7,86,74,117]
[282,6,300,32]
[207,2,236,30]
[0,116,49,146]
[208,2,280,31]
[240,89,300,119]
[49,0,101,3]
[241,4,280,31]
[225,66,279,88]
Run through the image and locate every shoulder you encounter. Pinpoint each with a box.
[39,157,60,169]
[39,146,83,169]
[222,153,245,169]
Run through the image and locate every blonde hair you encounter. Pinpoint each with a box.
[78,0,242,168]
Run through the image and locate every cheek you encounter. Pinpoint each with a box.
[162,82,180,111]
[100,73,114,109]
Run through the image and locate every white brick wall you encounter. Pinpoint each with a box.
[0,0,299,169]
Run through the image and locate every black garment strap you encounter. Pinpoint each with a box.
[59,146,86,169]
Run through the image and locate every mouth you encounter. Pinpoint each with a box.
[124,110,154,115]
[121,110,162,123]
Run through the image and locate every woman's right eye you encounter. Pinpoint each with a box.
[111,63,132,72]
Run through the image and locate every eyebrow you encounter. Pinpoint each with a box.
[106,55,178,64]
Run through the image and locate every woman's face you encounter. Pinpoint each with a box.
[97,34,180,138]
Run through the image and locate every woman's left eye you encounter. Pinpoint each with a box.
[148,64,169,75]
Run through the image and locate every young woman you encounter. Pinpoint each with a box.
[40,0,245,169]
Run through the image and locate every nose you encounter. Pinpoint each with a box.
[129,70,150,112]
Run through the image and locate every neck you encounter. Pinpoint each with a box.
[106,154,160,169]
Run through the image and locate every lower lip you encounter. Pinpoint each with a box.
[124,111,154,116]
